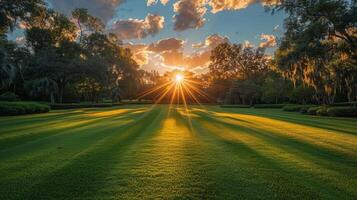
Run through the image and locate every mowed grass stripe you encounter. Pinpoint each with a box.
[191,107,357,199]
[0,105,356,199]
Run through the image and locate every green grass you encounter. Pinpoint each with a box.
[0,105,356,199]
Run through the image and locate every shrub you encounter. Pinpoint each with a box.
[283,105,314,112]
[307,106,324,115]
[326,107,357,117]
[50,103,114,110]
[0,102,50,116]
[221,105,251,108]
[316,107,329,116]
[254,104,287,109]
[331,102,357,107]
[0,92,19,101]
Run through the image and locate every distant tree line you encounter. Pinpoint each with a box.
[204,0,356,105]
[0,1,146,103]
[0,0,356,105]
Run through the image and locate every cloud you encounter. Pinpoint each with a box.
[242,40,254,48]
[173,0,207,31]
[259,34,277,48]
[123,43,150,65]
[202,34,230,48]
[171,0,280,31]
[48,0,126,22]
[148,38,184,52]
[208,0,280,13]
[125,34,229,73]
[109,14,165,40]
[147,0,170,6]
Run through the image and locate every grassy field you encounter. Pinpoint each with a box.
[0,105,356,199]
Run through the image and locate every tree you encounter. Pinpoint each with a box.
[209,43,270,104]
[72,8,105,42]
[261,72,291,104]
[272,0,357,103]
[0,0,45,36]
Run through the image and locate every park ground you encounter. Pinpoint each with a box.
[0,105,356,199]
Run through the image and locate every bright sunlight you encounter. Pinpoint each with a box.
[174,74,184,83]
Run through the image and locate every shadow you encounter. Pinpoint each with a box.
[191,110,355,198]
[2,106,166,200]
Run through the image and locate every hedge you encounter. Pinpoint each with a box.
[0,92,20,101]
[283,105,315,112]
[307,107,321,115]
[254,104,287,109]
[330,102,357,107]
[0,101,50,116]
[316,107,329,116]
[220,105,251,108]
[326,107,357,117]
[50,103,122,110]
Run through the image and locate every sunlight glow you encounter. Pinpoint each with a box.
[136,71,211,119]
[175,74,184,83]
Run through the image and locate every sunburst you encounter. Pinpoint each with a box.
[136,71,210,109]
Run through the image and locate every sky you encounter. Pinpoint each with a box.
[15,0,286,74]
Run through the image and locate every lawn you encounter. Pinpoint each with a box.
[0,105,356,199]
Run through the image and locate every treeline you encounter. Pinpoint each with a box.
[0,1,147,103]
[0,0,356,106]
[205,0,356,105]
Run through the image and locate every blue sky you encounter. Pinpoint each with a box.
[11,0,286,73]
[115,1,285,52]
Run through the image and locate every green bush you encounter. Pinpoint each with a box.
[254,104,287,109]
[283,105,314,112]
[0,92,19,101]
[300,107,310,114]
[326,107,357,117]
[331,102,357,107]
[0,102,50,116]
[307,107,320,115]
[316,107,329,116]
[221,105,251,108]
[50,103,114,110]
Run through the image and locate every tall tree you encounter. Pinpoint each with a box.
[0,0,45,36]
[272,0,357,103]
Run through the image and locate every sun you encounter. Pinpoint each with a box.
[174,74,184,83]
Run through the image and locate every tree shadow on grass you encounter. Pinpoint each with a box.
[0,107,166,200]
[0,107,147,152]
[192,110,357,199]
[220,108,357,136]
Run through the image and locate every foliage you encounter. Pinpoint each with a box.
[0,101,49,115]
[0,0,46,36]
[283,105,315,112]
[316,106,329,116]
[326,107,357,117]
[50,103,117,110]
[220,104,251,108]
[0,92,20,101]
[254,104,287,109]
[272,0,357,104]
[209,43,269,80]
[1,4,143,104]
[289,85,315,104]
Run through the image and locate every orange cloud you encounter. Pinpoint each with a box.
[259,34,277,48]
[147,0,170,6]
[125,34,230,73]
[49,0,125,22]
[209,0,280,13]
[109,14,165,40]
[173,0,207,31]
